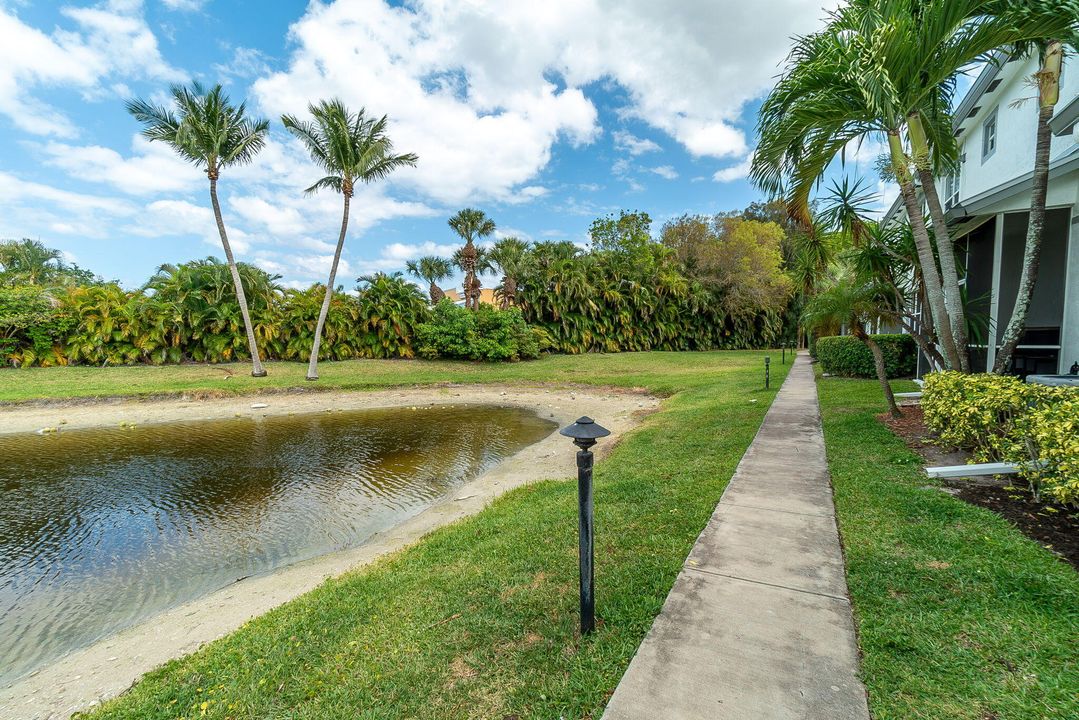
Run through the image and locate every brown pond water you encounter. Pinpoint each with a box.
[0,405,555,686]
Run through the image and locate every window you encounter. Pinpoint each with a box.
[982,108,997,161]
[945,173,961,210]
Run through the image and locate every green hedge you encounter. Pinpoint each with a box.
[815,334,916,378]
[923,371,1079,505]
[416,301,545,361]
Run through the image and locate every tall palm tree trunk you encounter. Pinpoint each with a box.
[461,240,477,310]
[994,41,1063,374]
[209,175,266,377]
[855,324,901,418]
[429,281,444,304]
[307,192,351,380]
[908,113,969,372]
[888,131,961,370]
[501,275,516,309]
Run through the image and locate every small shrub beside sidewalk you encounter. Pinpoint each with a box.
[922,371,1079,504]
[814,334,915,378]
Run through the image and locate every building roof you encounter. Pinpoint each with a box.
[951,52,1009,136]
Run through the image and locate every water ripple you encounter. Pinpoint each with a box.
[0,404,554,686]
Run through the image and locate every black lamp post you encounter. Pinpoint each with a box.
[765,356,771,388]
[559,416,610,635]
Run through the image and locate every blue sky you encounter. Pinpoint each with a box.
[1,0,880,290]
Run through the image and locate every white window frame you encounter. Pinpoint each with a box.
[945,173,961,210]
[982,108,998,162]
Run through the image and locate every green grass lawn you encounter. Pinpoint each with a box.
[819,375,1079,720]
[0,352,778,403]
[62,351,788,719]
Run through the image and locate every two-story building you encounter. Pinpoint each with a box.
[884,49,1079,376]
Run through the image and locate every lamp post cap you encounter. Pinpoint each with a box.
[560,416,611,441]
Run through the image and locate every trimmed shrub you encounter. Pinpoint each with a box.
[416,300,540,361]
[815,334,916,378]
[1012,390,1079,504]
[921,371,1030,458]
[923,371,1079,505]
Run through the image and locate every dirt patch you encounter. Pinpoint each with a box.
[446,656,478,688]
[878,406,1079,570]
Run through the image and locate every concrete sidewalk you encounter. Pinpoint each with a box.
[602,355,869,720]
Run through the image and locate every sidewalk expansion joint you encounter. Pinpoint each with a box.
[682,565,851,603]
[717,501,835,518]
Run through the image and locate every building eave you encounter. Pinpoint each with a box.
[881,194,905,225]
[961,147,1079,215]
[1050,94,1079,136]
[952,51,1009,135]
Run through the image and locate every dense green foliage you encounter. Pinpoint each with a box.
[818,373,1079,720]
[1,260,432,367]
[922,371,1079,504]
[517,214,788,353]
[815,334,916,378]
[4,210,793,367]
[0,285,70,361]
[416,301,544,361]
[79,352,788,720]
[0,239,98,287]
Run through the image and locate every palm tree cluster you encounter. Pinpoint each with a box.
[2,257,430,368]
[2,208,797,367]
[0,239,96,287]
[752,0,1079,374]
[403,209,791,354]
[127,85,417,380]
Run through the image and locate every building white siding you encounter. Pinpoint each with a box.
[886,47,1079,376]
[956,53,1079,203]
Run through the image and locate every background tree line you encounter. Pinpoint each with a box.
[0,202,794,367]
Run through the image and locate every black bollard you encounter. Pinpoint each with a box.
[559,416,611,635]
[765,356,771,389]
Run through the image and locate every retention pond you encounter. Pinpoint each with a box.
[0,404,555,686]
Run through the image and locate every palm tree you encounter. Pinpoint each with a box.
[803,268,902,418]
[447,208,496,310]
[355,272,430,358]
[487,236,530,308]
[282,99,418,380]
[753,0,1074,373]
[994,40,1072,372]
[405,256,453,304]
[127,83,270,376]
[453,245,493,308]
[0,239,95,286]
[0,239,62,285]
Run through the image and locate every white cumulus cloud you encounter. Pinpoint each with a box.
[252,0,829,203]
[613,130,661,156]
[0,2,183,137]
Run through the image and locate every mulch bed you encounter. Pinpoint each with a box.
[879,405,1079,571]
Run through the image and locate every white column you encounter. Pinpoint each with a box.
[1060,207,1079,374]
[987,213,1004,371]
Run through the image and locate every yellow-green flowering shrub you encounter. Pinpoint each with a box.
[922,371,1079,504]
[1008,389,1079,504]
[921,372,1029,459]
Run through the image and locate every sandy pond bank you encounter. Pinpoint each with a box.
[0,385,658,720]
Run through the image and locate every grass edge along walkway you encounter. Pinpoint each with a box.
[602,355,869,719]
[72,351,789,720]
[818,374,1079,720]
